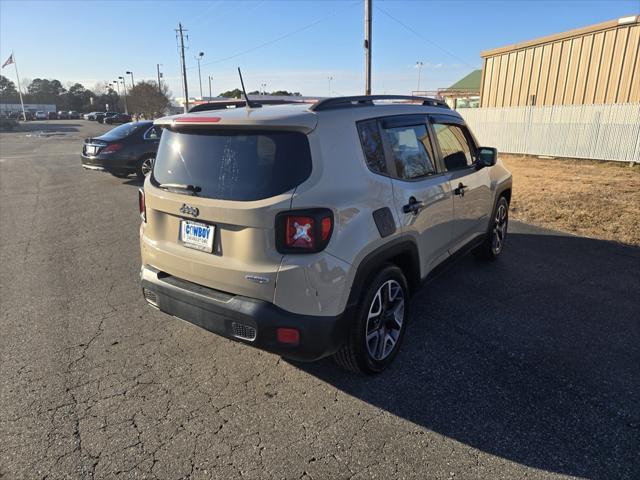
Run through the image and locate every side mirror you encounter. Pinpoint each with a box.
[477,147,497,168]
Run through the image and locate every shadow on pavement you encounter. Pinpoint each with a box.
[122,178,144,187]
[14,121,84,133]
[293,224,640,479]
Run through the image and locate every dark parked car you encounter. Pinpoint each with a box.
[47,111,58,120]
[81,121,162,179]
[68,111,80,119]
[0,114,18,131]
[58,111,69,119]
[96,111,118,124]
[104,113,132,125]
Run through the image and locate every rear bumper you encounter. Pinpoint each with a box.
[81,154,137,175]
[140,265,349,362]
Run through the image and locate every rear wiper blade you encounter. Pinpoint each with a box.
[158,183,202,195]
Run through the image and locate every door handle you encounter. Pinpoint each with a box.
[454,183,468,197]
[402,196,424,214]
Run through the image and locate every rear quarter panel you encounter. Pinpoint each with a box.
[279,113,409,316]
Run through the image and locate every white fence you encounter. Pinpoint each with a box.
[458,103,640,163]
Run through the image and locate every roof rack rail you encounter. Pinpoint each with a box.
[309,95,450,112]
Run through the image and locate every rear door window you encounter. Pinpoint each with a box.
[152,129,312,201]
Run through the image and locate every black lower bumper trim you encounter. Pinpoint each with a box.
[140,266,348,362]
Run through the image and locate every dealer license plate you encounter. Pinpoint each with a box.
[180,220,214,253]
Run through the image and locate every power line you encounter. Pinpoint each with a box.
[189,1,359,69]
[375,4,479,70]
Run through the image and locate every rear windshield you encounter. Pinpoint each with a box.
[151,129,312,201]
[99,122,142,140]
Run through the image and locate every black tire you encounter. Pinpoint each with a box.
[333,264,409,374]
[136,156,154,180]
[474,195,509,260]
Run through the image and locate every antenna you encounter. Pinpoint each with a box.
[237,68,261,109]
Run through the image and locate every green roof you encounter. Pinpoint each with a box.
[447,70,482,91]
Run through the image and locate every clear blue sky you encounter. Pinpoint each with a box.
[1,0,638,99]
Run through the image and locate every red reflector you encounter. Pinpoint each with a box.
[321,217,332,241]
[138,188,146,222]
[174,116,221,123]
[285,216,315,249]
[277,328,300,345]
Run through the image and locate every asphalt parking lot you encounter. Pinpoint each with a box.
[1,120,639,480]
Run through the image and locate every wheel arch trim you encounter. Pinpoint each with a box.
[346,237,420,309]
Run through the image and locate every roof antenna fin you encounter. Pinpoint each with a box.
[237,67,261,109]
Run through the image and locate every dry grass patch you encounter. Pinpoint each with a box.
[500,154,640,247]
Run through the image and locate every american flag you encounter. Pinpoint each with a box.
[2,54,15,69]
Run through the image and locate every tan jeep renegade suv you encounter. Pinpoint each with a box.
[139,95,512,373]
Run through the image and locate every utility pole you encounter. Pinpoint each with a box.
[157,64,163,93]
[364,0,372,95]
[208,75,213,99]
[176,22,189,112]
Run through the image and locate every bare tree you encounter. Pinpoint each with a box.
[127,81,171,118]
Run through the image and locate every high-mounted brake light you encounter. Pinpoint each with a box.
[102,143,123,154]
[276,209,333,253]
[174,116,221,123]
[138,188,146,222]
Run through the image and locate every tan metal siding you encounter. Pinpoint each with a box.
[479,19,640,107]
[529,46,544,105]
[555,40,572,104]
[618,25,639,102]
[584,32,605,103]
[564,37,583,104]
[545,42,563,105]
[537,44,553,105]
[575,34,594,104]
[629,27,640,102]
[511,50,526,105]
[496,54,509,106]
[605,28,630,103]
[503,52,517,107]
[518,49,535,105]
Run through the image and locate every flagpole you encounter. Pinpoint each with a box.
[11,53,27,120]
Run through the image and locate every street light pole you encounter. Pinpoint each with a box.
[126,71,135,88]
[208,75,213,99]
[112,80,120,112]
[415,61,423,93]
[118,76,128,114]
[196,52,204,99]
[327,76,333,96]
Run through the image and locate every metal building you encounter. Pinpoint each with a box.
[479,15,640,107]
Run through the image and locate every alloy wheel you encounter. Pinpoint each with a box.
[492,202,508,255]
[365,280,405,361]
[141,157,154,176]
